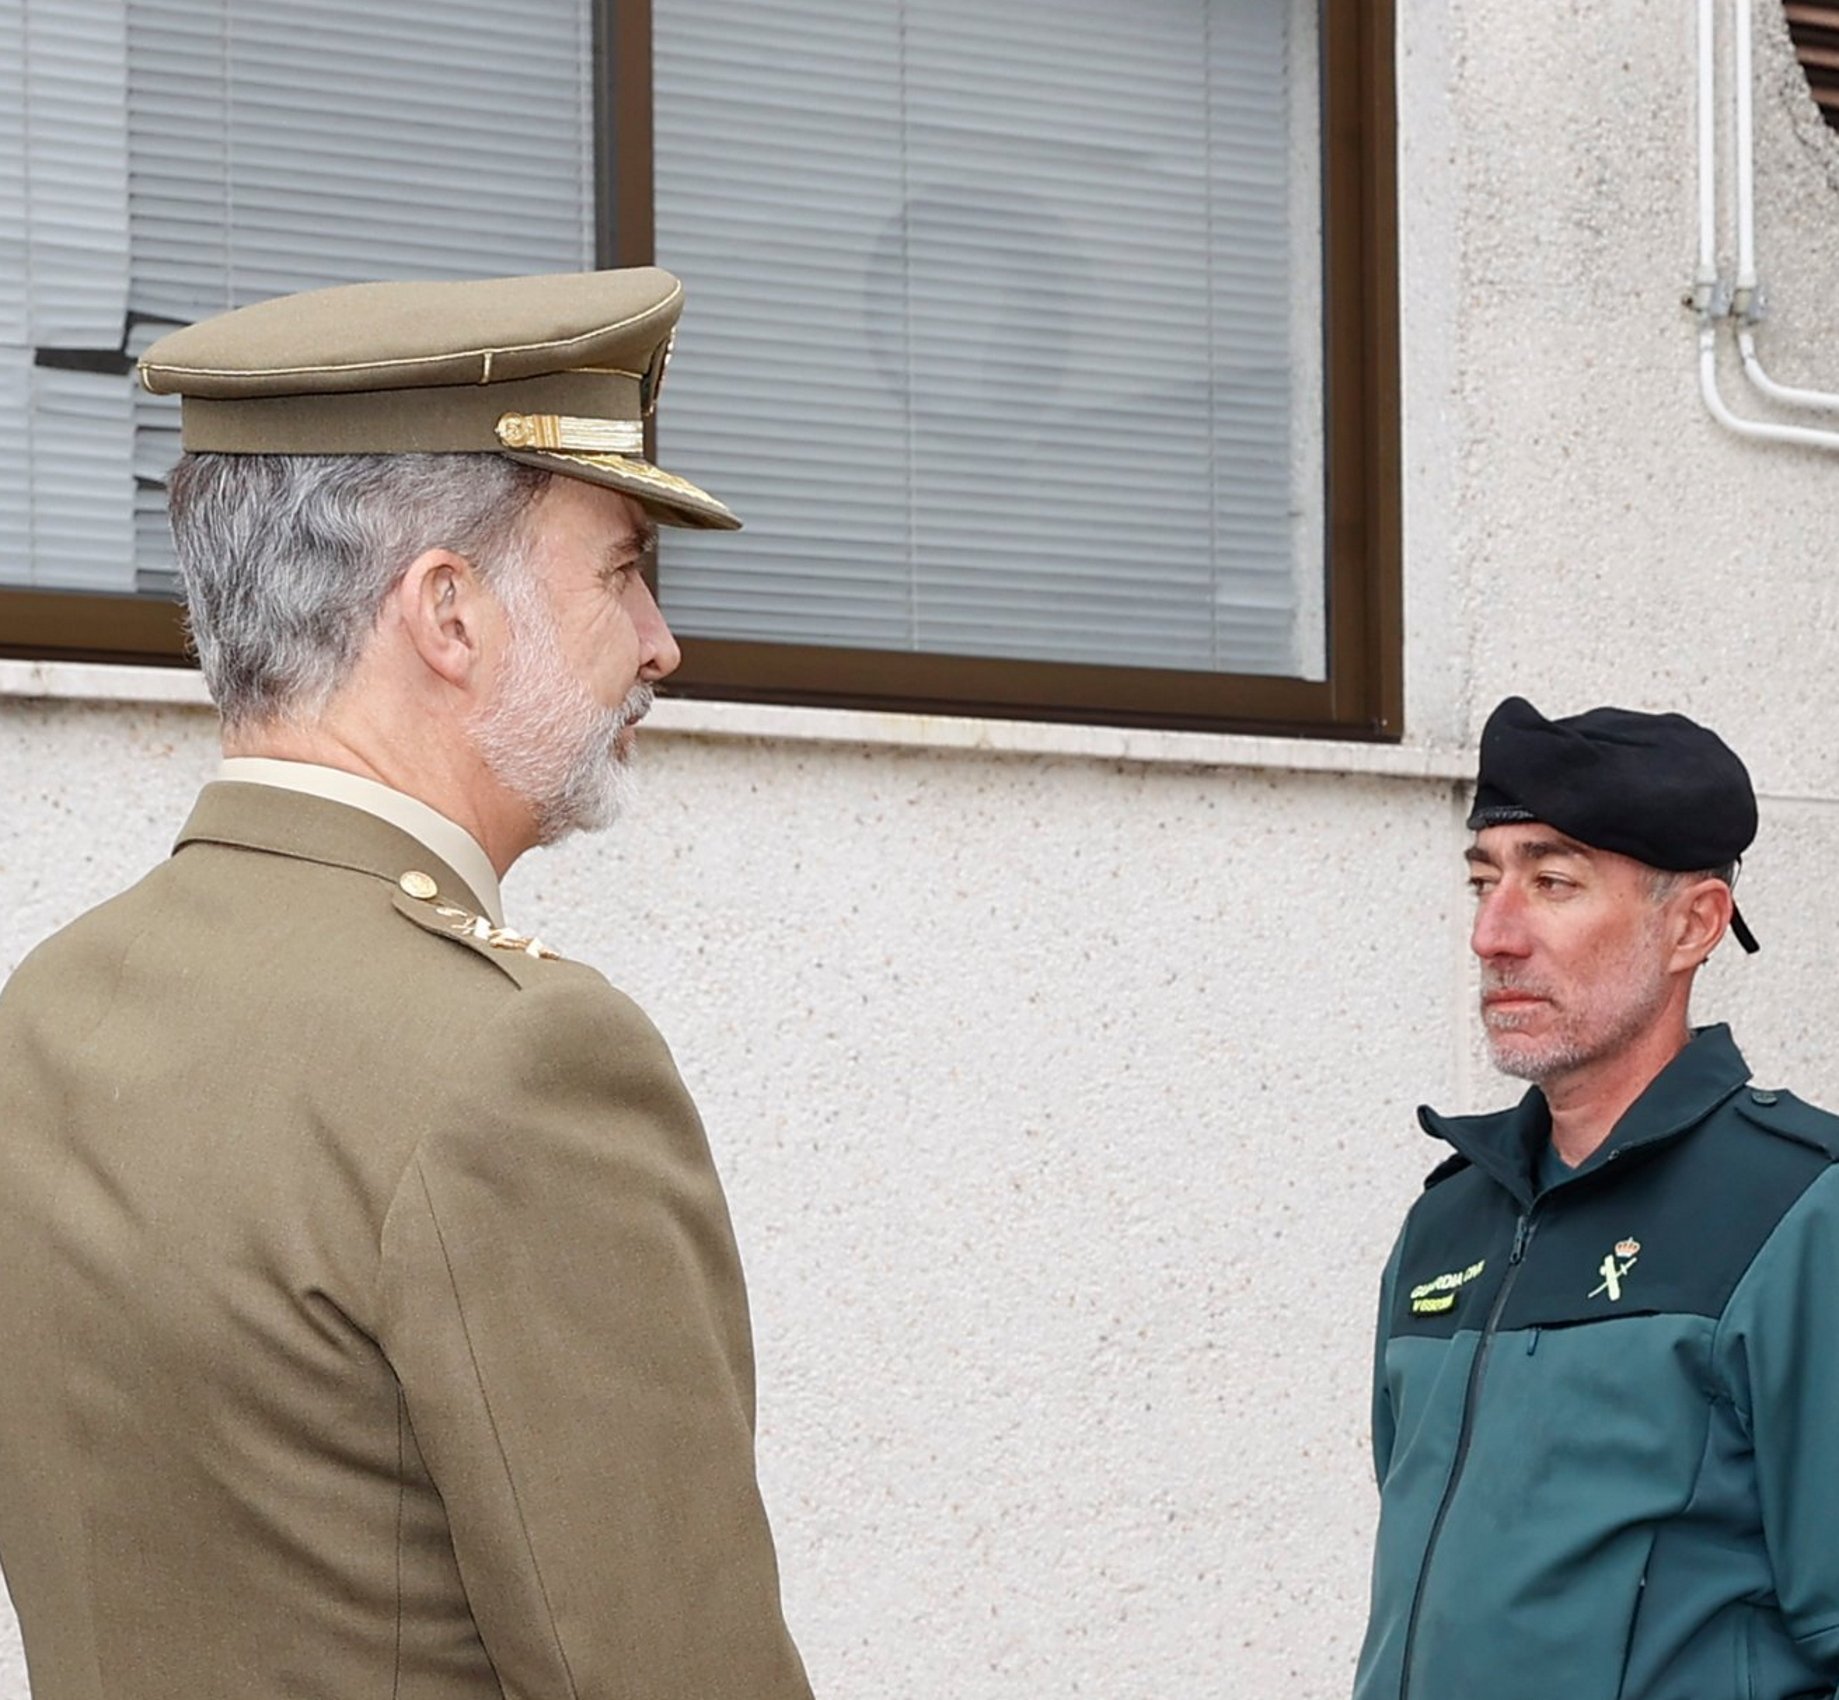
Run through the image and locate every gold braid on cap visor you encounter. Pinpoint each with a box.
[494,412,645,455]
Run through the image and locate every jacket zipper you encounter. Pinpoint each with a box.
[1397,1206,1539,1700]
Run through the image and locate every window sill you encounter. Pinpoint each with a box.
[0,658,1471,782]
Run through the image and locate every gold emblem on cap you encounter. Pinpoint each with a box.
[398,870,439,900]
[561,450,735,516]
[642,327,676,419]
[495,412,645,455]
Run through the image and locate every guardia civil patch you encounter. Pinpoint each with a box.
[1410,1259,1487,1316]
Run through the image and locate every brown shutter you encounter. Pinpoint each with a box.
[1786,2,1839,128]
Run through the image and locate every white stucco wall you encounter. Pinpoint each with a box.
[0,700,1470,1698]
[7,2,1839,1696]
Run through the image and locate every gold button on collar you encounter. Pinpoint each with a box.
[399,870,439,901]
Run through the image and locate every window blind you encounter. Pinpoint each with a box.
[652,0,1324,679]
[12,0,130,350]
[126,0,596,593]
[0,350,27,589]
[125,0,597,325]
[2,0,597,596]
[0,0,132,589]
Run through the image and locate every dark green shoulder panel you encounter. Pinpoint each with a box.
[1423,1152,1473,1191]
[1732,1088,1839,1162]
[1489,1096,1834,1329]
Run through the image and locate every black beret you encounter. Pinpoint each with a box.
[1468,696,1760,952]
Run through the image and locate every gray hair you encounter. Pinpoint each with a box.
[1647,862,1739,901]
[166,452,551,731]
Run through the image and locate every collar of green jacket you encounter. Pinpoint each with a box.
[1416,1024,1752,1207]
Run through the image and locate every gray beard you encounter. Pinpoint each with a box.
[1480,962,1672,1087]
[470,580,650,843]
[1487,1030,1589,1085]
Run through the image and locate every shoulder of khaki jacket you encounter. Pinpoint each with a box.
[389,881,572,988]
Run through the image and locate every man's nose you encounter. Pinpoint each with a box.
[1470,887,1531,961]
[634,576,682,682]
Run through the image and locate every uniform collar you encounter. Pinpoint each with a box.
[212,758,503,925]
[1419,1025,1752,1207]
[176,777,497,922]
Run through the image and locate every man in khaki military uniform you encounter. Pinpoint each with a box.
[0,270,813,1700]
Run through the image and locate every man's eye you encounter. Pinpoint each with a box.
[1534,874,1574,893]
[1467,878,1494,898]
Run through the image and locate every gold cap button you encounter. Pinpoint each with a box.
[399,871,439,901]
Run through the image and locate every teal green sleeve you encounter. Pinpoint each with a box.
[1372,1236,1403,1487]
[1714,1163,1839,1676]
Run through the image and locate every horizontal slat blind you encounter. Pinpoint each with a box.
[0,10,28,587]
[21,0,130,349]
[29,364,137,592]
[0,349,29,586]
[126,0,597,323]
[653,0,1322,679]
[0,4,23,350]
[2,0,595,600]
[124,0,595,596]
[129,319,182,595]
[0,0,135,589]
[0,361,136,592]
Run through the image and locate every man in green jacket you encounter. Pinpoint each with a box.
[0,270,812,1700]
[1355,695,1839,1700]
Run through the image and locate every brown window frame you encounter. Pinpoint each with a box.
[617,0,1400,739]
[2,0,1400,742]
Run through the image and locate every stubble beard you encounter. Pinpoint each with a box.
[469,570,652,845]
[1480,941,1672,1087]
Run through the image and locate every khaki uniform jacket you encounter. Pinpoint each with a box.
[0,781,811,1700]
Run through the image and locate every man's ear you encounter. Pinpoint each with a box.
[394,548,490,691]
[1671,877,1736,971]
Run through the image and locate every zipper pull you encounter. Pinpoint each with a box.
[1510,1214,1531,1264]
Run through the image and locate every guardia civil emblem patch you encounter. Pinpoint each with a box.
[1589,1238,1641,1302]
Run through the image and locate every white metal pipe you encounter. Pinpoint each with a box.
[1739,327,1839,412]
[1697,0,1718,289]
[1728,0,1839,413]
[1696,0,1839,447]
[1735,0,1757,292]
[1701,327,1839,449]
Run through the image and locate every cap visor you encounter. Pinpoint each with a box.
[504,447,741,530]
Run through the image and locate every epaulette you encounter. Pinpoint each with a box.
[1423,1152,1473,1190]
[1732,1086,1839,1161]
[389,871,564,987]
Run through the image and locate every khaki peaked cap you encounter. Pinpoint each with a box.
[138,267,739,529]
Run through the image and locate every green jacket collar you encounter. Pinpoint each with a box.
[173,781,492,919]
[1418,1024,1752,1208]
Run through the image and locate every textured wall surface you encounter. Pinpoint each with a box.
[7,1,1839,1696]
[1451,0,1839,795]
[0,703,1464,1699]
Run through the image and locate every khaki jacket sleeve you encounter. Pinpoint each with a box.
[377,970,811,1700]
